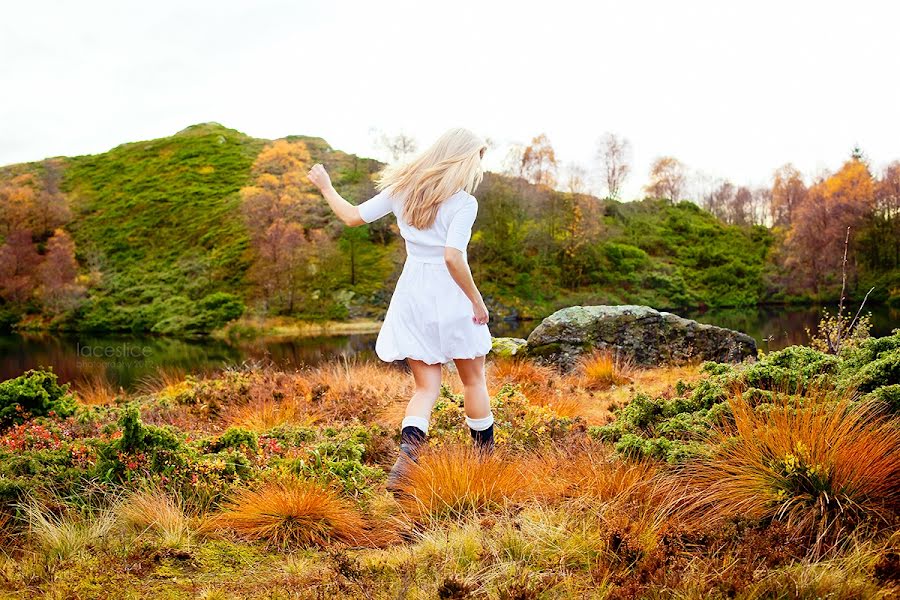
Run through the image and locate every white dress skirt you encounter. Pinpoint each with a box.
[375,256,493,365]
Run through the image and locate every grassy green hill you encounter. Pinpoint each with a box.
[0,123,778,335]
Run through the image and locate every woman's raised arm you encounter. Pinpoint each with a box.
[307,163,365,227]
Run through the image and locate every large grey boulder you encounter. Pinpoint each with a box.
[526,305,757,370]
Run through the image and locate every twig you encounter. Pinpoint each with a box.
[847,286,876,334]
[834,226,851,353]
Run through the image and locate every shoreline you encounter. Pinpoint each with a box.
[3,300,893,343]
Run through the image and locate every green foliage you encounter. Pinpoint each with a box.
[431,383,578,449]
[597,330,900,462]
[0,368,76,429]
[60,124,263,334]
[207,426,259,453]
[285,426,384,497]
[93,403,188,481]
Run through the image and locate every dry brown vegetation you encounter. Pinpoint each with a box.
[1,352,897,598]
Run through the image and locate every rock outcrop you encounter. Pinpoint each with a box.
[526,305,757,370]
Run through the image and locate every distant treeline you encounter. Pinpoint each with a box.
[0,124,896,335]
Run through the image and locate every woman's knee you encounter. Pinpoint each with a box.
[413,382,441,403]
[454,357,486,387]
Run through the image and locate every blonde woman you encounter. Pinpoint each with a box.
[307,128,494,490]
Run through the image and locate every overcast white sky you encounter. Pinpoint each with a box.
[2,0,898,199]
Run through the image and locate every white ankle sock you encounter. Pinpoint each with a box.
[401,415,429,435]
[465,413,494,431]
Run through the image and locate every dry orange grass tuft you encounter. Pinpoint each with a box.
[225,395,320,431]
[488,356,556,391]
[486,356,589,417]
[520,441,664,506]
[114,486,193,547]
[203,477,395,549]
[576,349,635,391]
[679,390,900,553]
[72,373,121,406]
[393,443,530,522]
[135,366,188,397]
[309,358,412,423]
[220,370,318,431]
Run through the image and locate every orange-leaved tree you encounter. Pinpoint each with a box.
[36,228,84,313]
[240,139,330,314]
[644,156,687,203]
[783,155,875,294]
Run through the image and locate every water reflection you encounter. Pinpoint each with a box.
[0,304,895,390]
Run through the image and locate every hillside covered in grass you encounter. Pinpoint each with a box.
[0,122,824,335]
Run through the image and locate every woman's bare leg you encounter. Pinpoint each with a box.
[404,358,443,425]
[454,355,494,451]
[453,355,490,419]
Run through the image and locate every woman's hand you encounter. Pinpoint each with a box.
[307,163,332,193]
[472,298,489,325]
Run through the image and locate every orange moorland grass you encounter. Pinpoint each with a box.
[392,442,533,523]
[308,357,413,423]
[113,486,194,547]
[221,369,318,431]
[678,388,900,554]
[135,366,189,397]
[72,373,122,406]
[485,355,591,418]
[201,476,398,549]
[487,355,556,392]
[576,348,636,391]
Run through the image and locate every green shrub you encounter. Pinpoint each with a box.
[864,384,900,413]
[194,292,245,331]
[847,349,900,394]
[93,403,189,481]
[285,426,384,496]
[602,331,900,463]
[0,368,77,429]
[207,426,259,454]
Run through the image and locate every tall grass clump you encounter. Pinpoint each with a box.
[681,389,900,554]
[393,443,529,523]
[17,493,117,564]
[113,486,195,549]
[577,349,635,390]
[203,476,387,549]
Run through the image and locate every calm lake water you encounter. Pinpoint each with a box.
[1,304,896,391]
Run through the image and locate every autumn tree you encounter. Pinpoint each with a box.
[240,139,325,314]
[0,174,37,235]
[246,219,308,313]
[376,131,418,162]
[644,156,687,202]
[858,161,900,274]
[564,162,589,194]
[519,134,558,188]
[783,155,875,294]
[0,161,71,237]
[240,140,319,231]
[730,186,754,227]
[35,228,84,312]
[557,195,603,287]
[701,180,734,221]
[597,132,631,199]
[0,230,41,304]
[770,164,807,229]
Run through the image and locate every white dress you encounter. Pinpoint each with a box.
[357,187,493,365]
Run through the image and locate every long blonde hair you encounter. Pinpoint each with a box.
[375,128,487,229]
